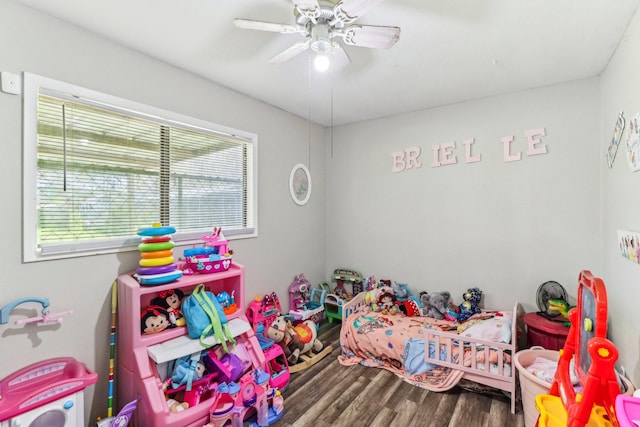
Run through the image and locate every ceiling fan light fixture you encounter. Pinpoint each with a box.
[314,53,331,72]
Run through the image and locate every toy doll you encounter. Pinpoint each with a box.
[151,289,185,327]
[141,305,174,335]
[376,287,398,315]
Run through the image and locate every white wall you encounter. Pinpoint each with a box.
[601,7,640,384]
[0,2,326,422]
[3,0,640,423]
[326,79,602,315]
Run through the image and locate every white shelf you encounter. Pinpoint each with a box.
[147,318,251,364]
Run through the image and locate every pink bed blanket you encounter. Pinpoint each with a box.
[338,310,511,392]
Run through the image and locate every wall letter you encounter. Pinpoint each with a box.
[404,146,422,170]
[391,151,405,173]
[463,138,482,163]
[431,144,441,167]
[440,141,457,165]
[524,128,548,156]
[501,135,521,162]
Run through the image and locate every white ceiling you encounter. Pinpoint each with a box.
[11,0,640,127]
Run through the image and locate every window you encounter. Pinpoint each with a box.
[23,73,257,262]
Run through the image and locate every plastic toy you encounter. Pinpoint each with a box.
[244,293,291,389]
[289,275,326,326]
[289,274,312,312]
[246,293,283,335]
[324,293,344,323]
[95,399,139,427]
[615,394,640,427]
[0,296,73,325]
[216,290,238,315]
[204,368,284,427]
[0,357,98,424]
[535,270,623,427]
[133,223,182,286]
[134,223,182,286]
[289,287,326,326]
[183,227,233,274]
[203,350,245,384]
[331,268,363,300]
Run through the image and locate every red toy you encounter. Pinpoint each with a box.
[536,270,623,427]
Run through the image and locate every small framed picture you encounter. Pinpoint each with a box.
[289,163,312,206]
[617,229,640,264]
[607,111,625,168]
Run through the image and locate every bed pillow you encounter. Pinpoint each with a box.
[460,311,512,343]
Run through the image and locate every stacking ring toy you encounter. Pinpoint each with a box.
[135,270,183,286]
[140,250,173,259]
[139,256,174,267]
[136,264,179,275]
[138,241,175,252]
[137,223,177,237]
[141,235,172,244]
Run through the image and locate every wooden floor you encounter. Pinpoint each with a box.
[276,320,525,427]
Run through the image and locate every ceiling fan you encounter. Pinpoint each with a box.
[233,0,400,71]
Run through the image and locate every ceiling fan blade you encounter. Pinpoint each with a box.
[268,40,311,64]
[342,24,400,49]
[338,0,385,19]
[233,18,300,34]
[292,0,320,11]
[331,43,351,69]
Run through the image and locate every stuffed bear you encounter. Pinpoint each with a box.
[420,291,451,320]
[457,287,483,322]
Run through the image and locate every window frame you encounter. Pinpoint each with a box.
[23,72,258,263]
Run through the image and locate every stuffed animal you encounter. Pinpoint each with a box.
[397,296,422,317]
[141,305,174,334]
[266,315,324,365]
[151,289,186,327]
[457,287,483,322]
[420,292,452,320]
[392,282,411,302]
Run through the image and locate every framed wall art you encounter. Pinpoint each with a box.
[289,163,312,206]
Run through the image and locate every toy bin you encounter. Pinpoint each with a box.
[522,312,570,351]
[514,347,559,427]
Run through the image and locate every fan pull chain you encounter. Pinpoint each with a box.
[308,51,312,170]
[330,65,334,159]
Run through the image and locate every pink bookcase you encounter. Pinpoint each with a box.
[117,263,265,427]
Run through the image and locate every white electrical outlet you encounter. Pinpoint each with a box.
[1,71,21,95]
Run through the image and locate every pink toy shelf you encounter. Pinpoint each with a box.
[0,357,98,423]
[117,263,268,427]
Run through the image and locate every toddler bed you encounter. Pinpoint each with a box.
[338,292,525,414]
